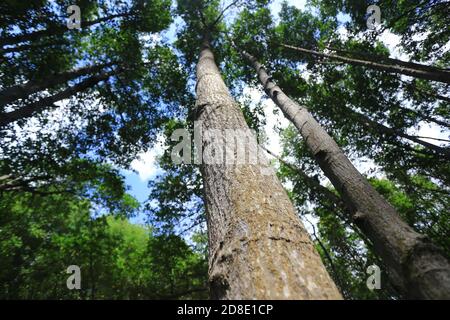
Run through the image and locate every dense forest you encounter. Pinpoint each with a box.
[0,0,449,300]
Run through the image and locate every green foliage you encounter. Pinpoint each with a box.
[277,124,449,299]
[0,186,207,299]
[310,0,450,61]
[1,0,184,166]
[146,120,205,235]
[1,0,449,300]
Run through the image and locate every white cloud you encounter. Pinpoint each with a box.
[139,33,162,49]
[379,30,409,61]
[130,135,166,181]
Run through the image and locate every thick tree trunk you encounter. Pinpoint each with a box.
[196,38,341,300]
[241,49,450,299]
[0,69,117,126]
[282,44,450,84]
[0,62,114,107]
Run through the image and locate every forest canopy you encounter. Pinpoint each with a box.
[0,0,449,300]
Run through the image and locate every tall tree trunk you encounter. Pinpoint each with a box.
[196,38,341,300]
[240,48,450,299]
[0,62,114,107]
[281,44,450,84]
[0,69,117,127]
[325,45,447,75]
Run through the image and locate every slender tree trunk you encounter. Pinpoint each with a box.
[395,104,450,129]
[0,69,117,126]
[282,44,450,84]
[325,46,447,75]
[0,62,114,107]
[196,38,341,300]
[0,13,130,46]
[241,48,450,299]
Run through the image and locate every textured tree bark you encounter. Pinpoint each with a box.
[0,62,114,108]
[0,69,117,126]
[241,49,450,299]
[195,38,342,300]
[282,44,450,84]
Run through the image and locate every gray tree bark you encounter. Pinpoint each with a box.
[195,38,342,300]
[241,48,450,299]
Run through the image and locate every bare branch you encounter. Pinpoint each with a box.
[211,0,242,28]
